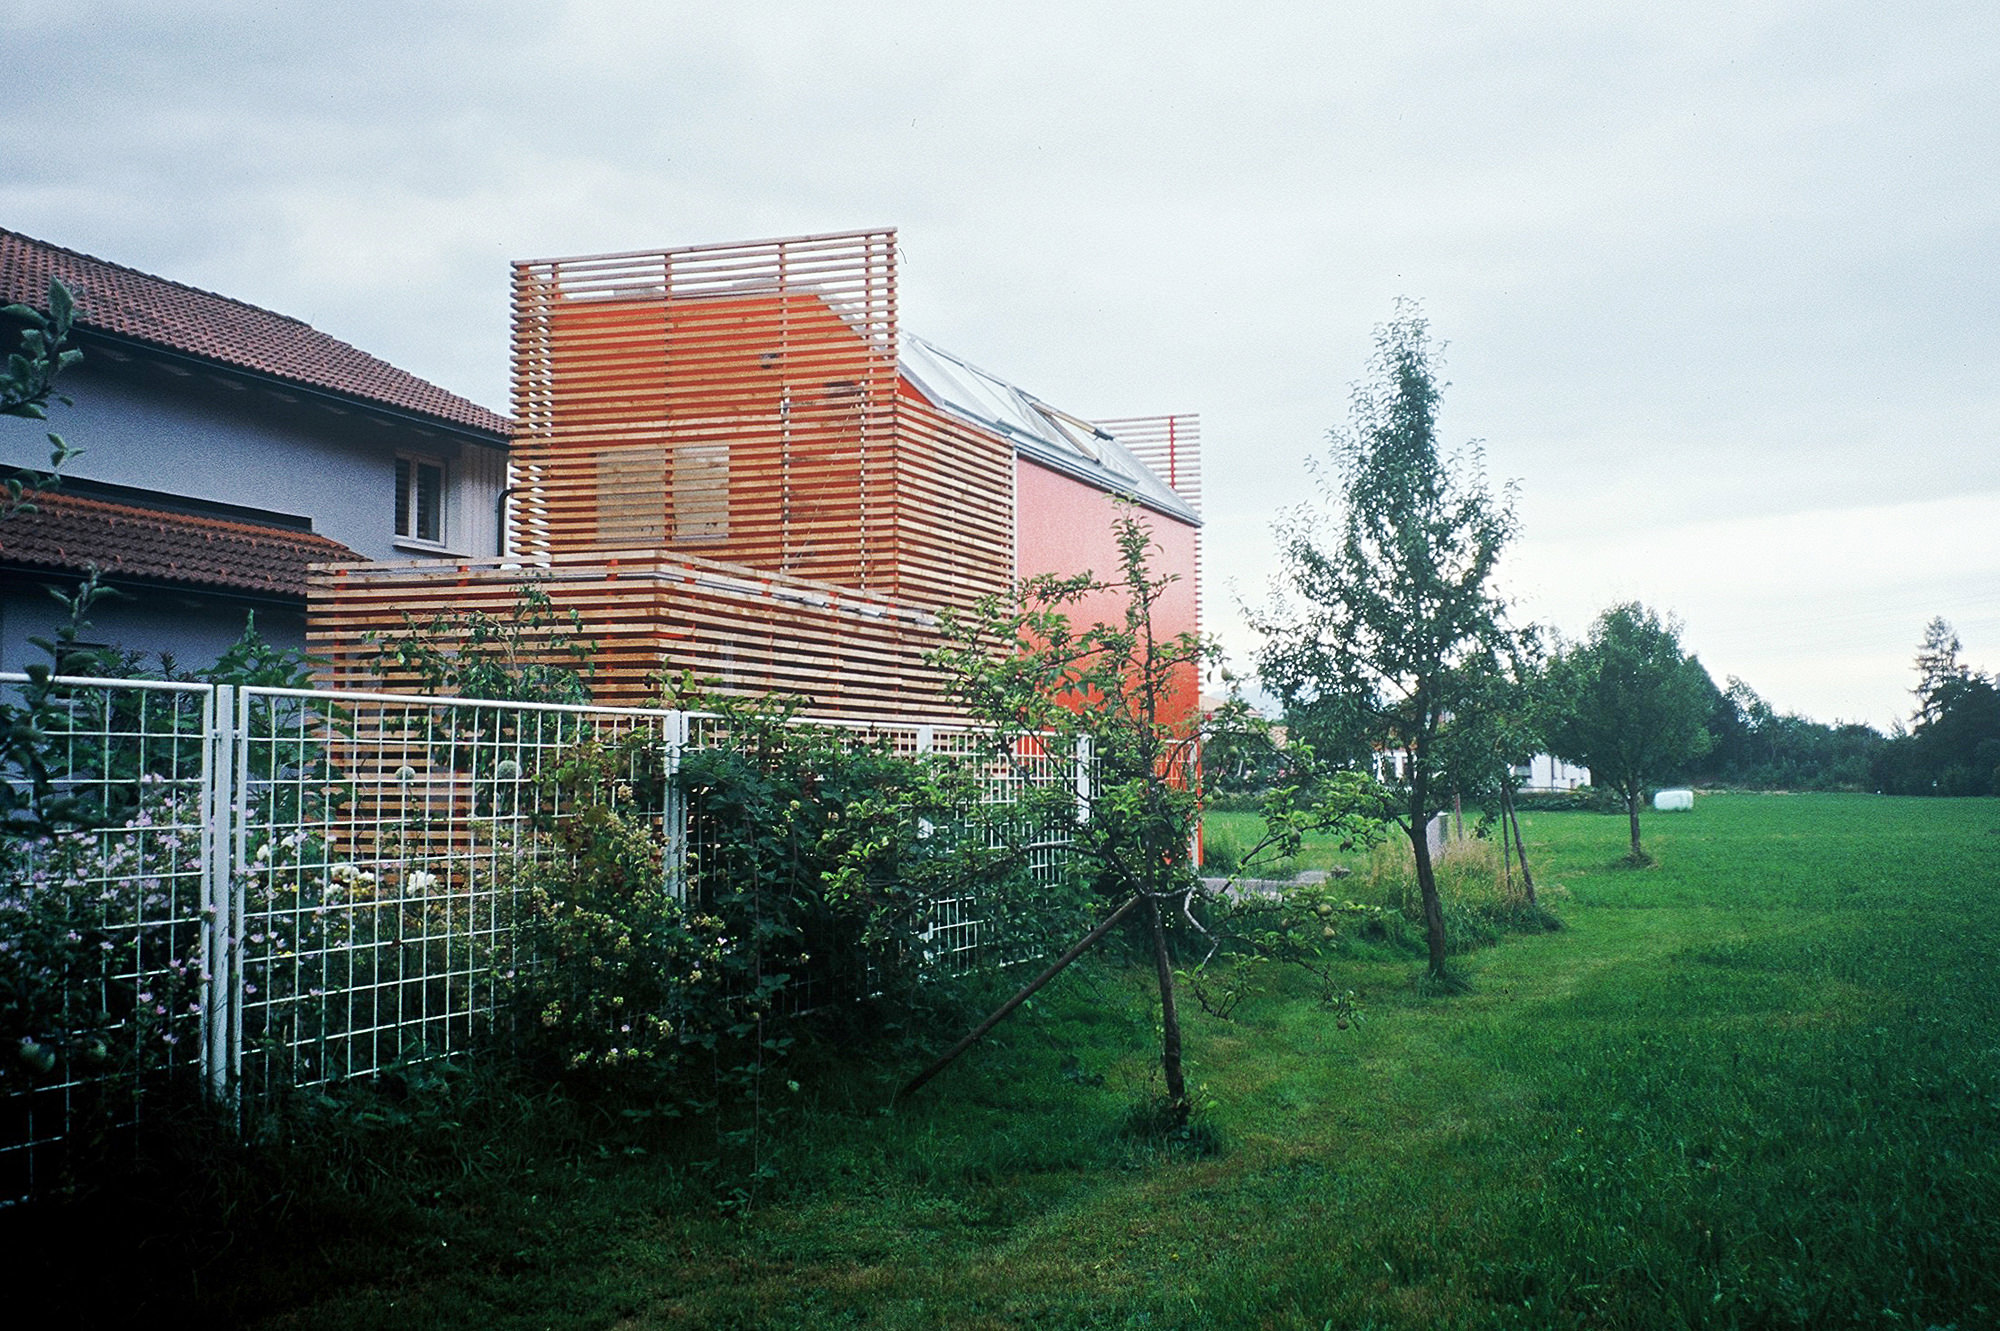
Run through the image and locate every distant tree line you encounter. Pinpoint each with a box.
[1670,618,1999,797]
[1679,675,1884,792]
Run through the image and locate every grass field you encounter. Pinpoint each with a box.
[26,793,2000,1328]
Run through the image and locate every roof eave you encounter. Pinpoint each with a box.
[73,326,512,446]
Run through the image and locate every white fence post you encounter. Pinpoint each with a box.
[228,685,254,1103]
[1074,735,1093,825]
[663,708,689,901]
[201,684,237,1106]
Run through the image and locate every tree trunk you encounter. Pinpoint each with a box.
[1499,786,1514,895]
[1505,784,1536,905]
[1410,823,1449,977]
[1146,895,1189,1122]
[1627,789,1644,860]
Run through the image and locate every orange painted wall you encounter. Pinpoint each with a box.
[1013,457,1201,729]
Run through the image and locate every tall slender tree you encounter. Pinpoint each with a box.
[1912,617,1967,729]
[1256,303,1520,981]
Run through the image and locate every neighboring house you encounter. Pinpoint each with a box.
[1371,748,1590,794]
[316,228,1203,725]
[1515,754,1590,792]
[0,227,510,674]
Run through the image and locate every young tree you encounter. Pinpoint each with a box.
[925,512,1210,1121]
[1542,602,1713,861]
[1255,303,1521,981]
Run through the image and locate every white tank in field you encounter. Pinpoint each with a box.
[1653,788,1694,812]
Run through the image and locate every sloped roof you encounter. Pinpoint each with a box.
[0,228,508,438]
[0,490,360,599]
[899,335,1199,525]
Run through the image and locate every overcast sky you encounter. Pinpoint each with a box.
[6,1,1996,728]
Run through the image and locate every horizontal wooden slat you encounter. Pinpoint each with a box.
[308,551,987,722]
[506,230,1011,617]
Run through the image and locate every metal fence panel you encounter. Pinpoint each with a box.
[229,687,676,1101]
[0,676,215,1201]
[1,676,1080,1204]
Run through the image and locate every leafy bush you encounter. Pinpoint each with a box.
[505,693,1071,1194]
[0,781,206,1100]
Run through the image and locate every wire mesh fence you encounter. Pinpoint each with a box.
[0,677,215,1203]
[1,675,1082,1204]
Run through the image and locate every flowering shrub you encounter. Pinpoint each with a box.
[0,778,206,1093]
[511,695,1066,1085]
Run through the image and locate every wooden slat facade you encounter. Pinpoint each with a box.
[309,552,966,721]
[311,229,1197,724]
[1098,415,1202,516]
[508,229,1012,615]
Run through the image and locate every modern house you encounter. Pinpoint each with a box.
[0,227,510,674]
[314,229,1202,725]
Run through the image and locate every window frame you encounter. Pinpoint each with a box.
[394,453,448,549]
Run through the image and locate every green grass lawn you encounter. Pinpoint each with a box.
[34,793,2000,1328]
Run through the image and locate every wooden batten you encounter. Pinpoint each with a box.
[1097,414,1203,628]
[1097,415,1202,517]
[308,551,972,723]
[504,229,1011,618]
[306,228,1197,727]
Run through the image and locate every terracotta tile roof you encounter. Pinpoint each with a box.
[0,490,361,599]
[1,227,508,438]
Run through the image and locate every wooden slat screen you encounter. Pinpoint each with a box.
[308,228,1201,718]
[513,231,916,592]
[309,552,972,722]
[1098,414,1202,516]
[1097,414,1202,626]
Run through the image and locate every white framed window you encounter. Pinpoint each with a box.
[395,455,446,545]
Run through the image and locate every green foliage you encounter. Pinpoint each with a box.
[1,571,129,830]
[0,582,323,834]
[508,688,1053,1196]
[30,794,2000,1330]
[1691,673,1885,790]
[0,603,332,1116]
[510,738,691,1080]
[1356,836,1563,950]
[933,509,1226,1118]
[1200,679,1291,794]
[198,610,321,690]
[2,277,83,519]
[0,782,206,1110]
[1871,617,2000,796]
[369,580,595,704]
[936,511,1209,908]
[1542,601,1715,859]
[1257,302,1523,976]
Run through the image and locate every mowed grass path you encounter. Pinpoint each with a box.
[266,795,2000,1330]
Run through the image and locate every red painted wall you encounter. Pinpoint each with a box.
[1013,457,1201,729]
